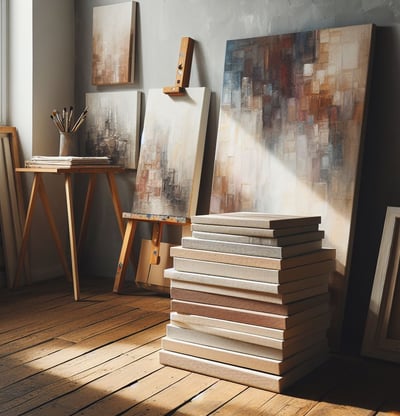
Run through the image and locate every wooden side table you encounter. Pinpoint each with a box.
[15,165,125,300]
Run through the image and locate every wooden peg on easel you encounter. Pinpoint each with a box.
[163,37,195,96]
[150,221,162,264]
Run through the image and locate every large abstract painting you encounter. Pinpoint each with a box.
[84,91,141,169]
[131,87,211,219]
[210,24,374,346]
[92,1,136,85]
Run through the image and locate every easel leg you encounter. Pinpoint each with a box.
[65,173,80,301]
[113,219,137,293]
[106,172,137,271]
[182,223,191,237]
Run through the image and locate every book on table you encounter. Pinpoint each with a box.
[25,156,111,167]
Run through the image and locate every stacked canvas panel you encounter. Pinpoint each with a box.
[159,212,336,393]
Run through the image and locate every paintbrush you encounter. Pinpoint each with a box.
[50,106,88,133]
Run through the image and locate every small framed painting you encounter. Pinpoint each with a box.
[84,91,141,169]
[92,1,137,85]
[362,206,400,364]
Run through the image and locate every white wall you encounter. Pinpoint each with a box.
[9,0,74,281]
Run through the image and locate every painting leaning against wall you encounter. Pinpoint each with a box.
[84,91,141,169]
[92,1,137,85]
[210,24,374,346]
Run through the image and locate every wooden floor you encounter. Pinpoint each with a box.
[0,278,399,416]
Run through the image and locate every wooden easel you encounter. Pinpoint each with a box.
[163,37,194,96]
[113,36,195,293]
[113,213,190,293]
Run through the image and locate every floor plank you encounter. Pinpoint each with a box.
[0,277,399,416]
[120,373,218,416]
[171,380,247,416]
[22,351,164,416]
[208,387,276,415]
[0,341,162,415]
[74,367,191,416]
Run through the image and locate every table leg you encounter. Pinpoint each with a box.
[64,173,80,301]
[106,172,125,238]
[77,173,96,255]
[37,175,72,282]
[14,173,73,287]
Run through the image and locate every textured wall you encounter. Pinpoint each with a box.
[74,0,400,353]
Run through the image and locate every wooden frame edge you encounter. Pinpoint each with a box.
[361,206,400,362]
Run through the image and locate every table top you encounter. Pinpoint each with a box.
[16,165,126,174]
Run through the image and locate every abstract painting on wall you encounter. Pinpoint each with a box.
[210,24,374,344]
[92,1,136,85]
[84,91,141,169]
[130,87,211,219]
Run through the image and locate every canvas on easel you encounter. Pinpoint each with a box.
[209,24,374,348]
[131,87,210,219]
[113,87,211,293]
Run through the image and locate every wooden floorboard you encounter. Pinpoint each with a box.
[0,277,399,415]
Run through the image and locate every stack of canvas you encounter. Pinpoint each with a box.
[159,212,336,393]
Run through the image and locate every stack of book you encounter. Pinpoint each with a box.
[24,156,111,168]
[159,212,336,393]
